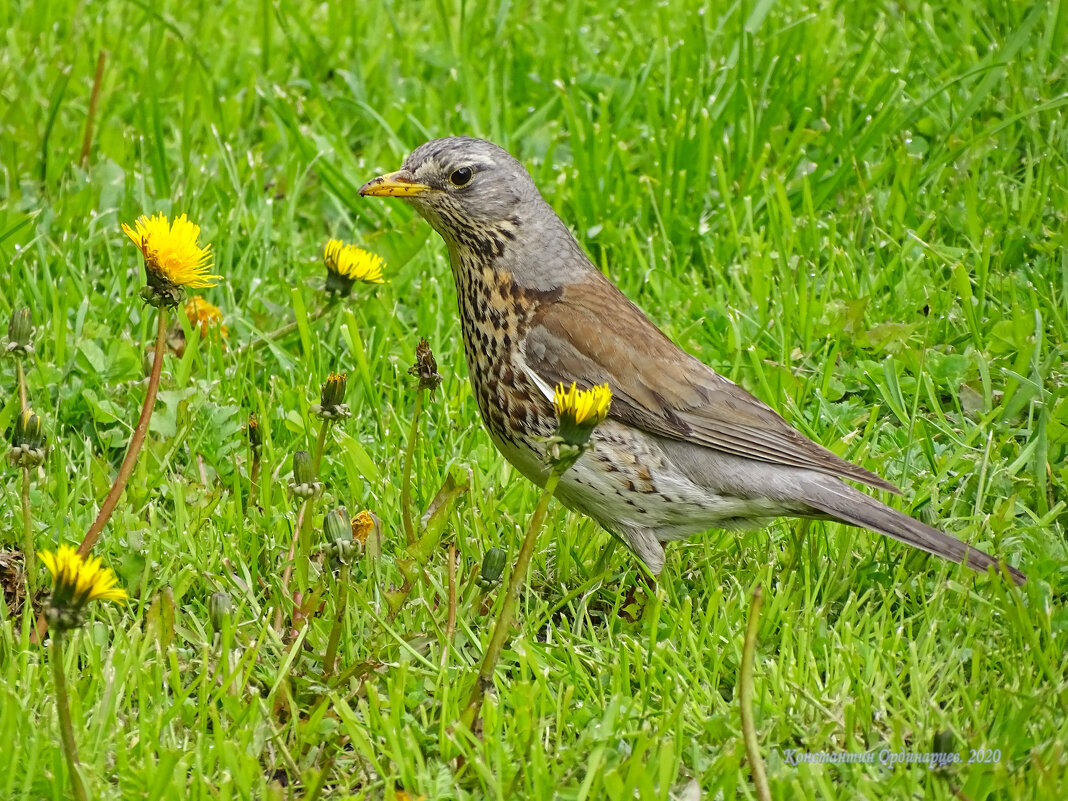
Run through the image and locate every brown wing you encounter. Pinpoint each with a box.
[520,273,900,494]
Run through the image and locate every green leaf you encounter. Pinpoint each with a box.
[339,432,381,483]
[408,464,471,564]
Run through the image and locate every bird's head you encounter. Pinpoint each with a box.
[359,137,540,248]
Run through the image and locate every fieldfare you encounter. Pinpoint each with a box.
[360,137,1024,585]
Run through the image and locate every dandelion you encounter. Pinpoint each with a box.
[9,408,46,468]
[10,404,45,598]
[323,238,385,295]
[552,382,612,446]
[409,337,443,393]
[351,510,376,544]
[208,591,234,634]
[184,296,229,339]
[288,450,321,499]
[322,506,362,677]
[323,507,352,543]
[122,213,220,307]
[398,338,443,546]
[478,546,507,589]
[246,414,263,453]
[39,545,125,801]
[461,382,612,730]
[39,544,126,631]
[6,307,34,418]
[76,214,219,561]
[243,413,263,506]
[5,307,34,356]
[311,372,351,420]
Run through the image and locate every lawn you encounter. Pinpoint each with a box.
[1,0,1066,798]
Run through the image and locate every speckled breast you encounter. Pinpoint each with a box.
[452,258,558,471]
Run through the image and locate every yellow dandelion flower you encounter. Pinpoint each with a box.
[351,510,376,544]
[323,239,386,294]
[184,296,229,339]
[553,382,612,426]
[39,545,126,630]
[551,382,612,450]
[122,212,220,290]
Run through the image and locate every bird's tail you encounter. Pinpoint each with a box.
[799,477,1025,585]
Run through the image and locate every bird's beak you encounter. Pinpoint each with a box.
[358,170,435,198]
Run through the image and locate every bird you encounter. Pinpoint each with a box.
[359,136,1025,586]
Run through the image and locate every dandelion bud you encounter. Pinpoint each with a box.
[408,338,443,393]
[208,591,233,632]
[287,450,321,499]
[312,372,351,420]
[5,307,34,356]
[9,409,46,468]
[478,547,508,589]
[323,507,351,542]
[246,414,262,452]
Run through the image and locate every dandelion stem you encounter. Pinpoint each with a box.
[15,357,35,597]
[297,498,318,590]
[740,584,770,801]
[460,468,563,728]
[275,498,311,633]
[51,633,89,801]
[15,358,28,412]
[78,308,168,557]
[442,543,458,667]
[248,452,261,507]
[311,419,331,474]
[323,563,349,678]
[399,390,424,546]
[21,469,35,597]
[79,51,106,167]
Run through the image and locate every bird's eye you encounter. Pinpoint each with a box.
[449,167,474,187]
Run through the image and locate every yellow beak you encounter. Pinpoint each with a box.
[358,170,436,198]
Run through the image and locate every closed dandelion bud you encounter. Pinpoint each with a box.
[246,414,262,452]
[5,307,34,355]
[932,730,955,756]
[9,409,46,468]
[323,507,351,542]
[287,450,321,498]
[208,591,233,632]
[408,338,443,393]
[478,547,508,589]
[312,372,351,420]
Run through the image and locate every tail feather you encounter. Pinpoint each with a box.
[800,478,1026,586]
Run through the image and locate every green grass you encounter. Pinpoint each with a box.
[1,0,1067,797]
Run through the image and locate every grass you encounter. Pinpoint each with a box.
[1,0,1066,797]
